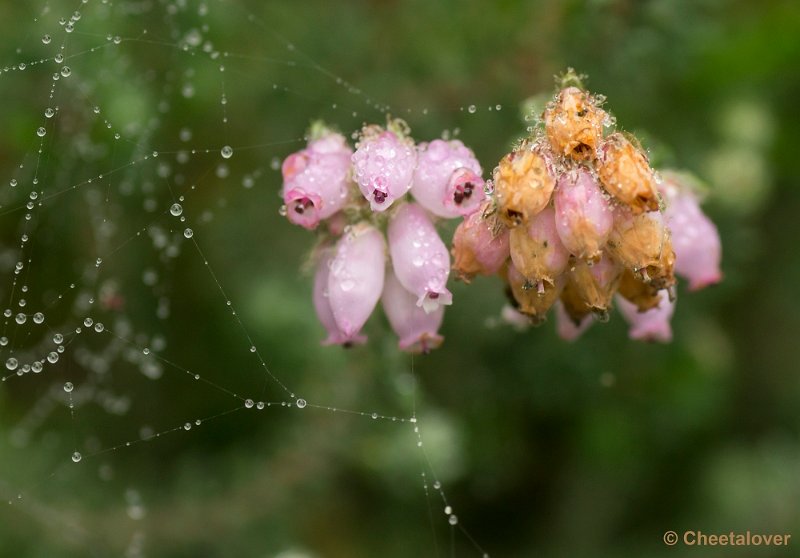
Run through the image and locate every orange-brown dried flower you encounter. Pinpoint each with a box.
[606,207,667,273]
[493,142,555,227]
[597,133,660,213]
[617,269,662,312]
[560,256,622,323]
[506,263,562,324]
[642,233,676,290]
[508,206,570,286]
[544,86,606,161]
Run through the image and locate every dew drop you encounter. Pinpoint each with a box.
[94,322,104,333]
[63,381,74,393]
[183,228,193,238]
[42,34,51,44]
[60,66,71,77]
[448,515,458,526]
[53,333,64,344]
[244,399,254,409]
[5,358,18,371]
[468,104,477,114]
[36,127,47,137]
[71,451,82,463]
[169,203,183,216]
[33,312,44,324]
[183,422,191,430]
[296,398,307,409]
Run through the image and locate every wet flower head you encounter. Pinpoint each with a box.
[279,118,484,352]
[465,69,722,343]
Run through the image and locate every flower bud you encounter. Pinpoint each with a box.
[660,172,722,290]
[411,139,485,218]
[544,86,606,160]
[509,205,569,285]
[597,133,659,213]
[451,204,509,281]
[327,225,385,339]
[352,129,416,212]
[493,142,556,227]
[281,133,353,230]
[554,167,614,260]
[555,300,592,341]
[506,262,562,324]
[381,266,444,353]
[606,206,668,275]
[313,248,366,346]
[616,290,675,343]
[388,203,452,313]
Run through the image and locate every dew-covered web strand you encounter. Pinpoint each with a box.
[1,2,498,555]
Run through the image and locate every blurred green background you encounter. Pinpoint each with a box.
[0,0,799,556]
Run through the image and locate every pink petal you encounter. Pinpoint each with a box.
[328,225,386,338]
[411,139,484,218]
[451,207,509,280]
[281,133,353,229]
[381,266,444,353]
[554,167,614,259]
[660,176,722,291]
[313,249,366,346]
[352,130,416,212]
[616,290,675,343]
[388,203,452,313]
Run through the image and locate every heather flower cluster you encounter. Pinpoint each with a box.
[281,120,485,352]
[452,72,722,342]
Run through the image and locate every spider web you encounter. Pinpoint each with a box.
[0,1,512,556]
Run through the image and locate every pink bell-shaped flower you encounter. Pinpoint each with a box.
[451,205,510,281]
[388,203,452,313]
[554,167,614,260]
[281,132,353,230]
[616,290,675,343]
[352,129,416,212]
[381,266,444,353]
[660,173,722,291]
[411,139,485,218]
[313,248,366,346]
[327,225,386,339]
